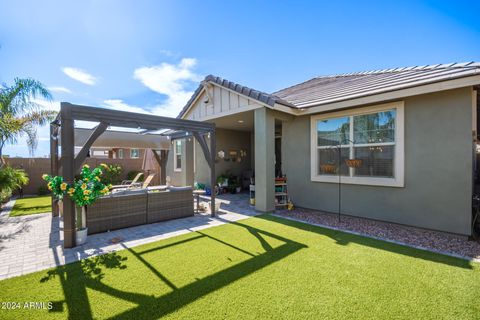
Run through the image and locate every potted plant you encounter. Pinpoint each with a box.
[43,163,111,245]
[345,159,363,168]
[216,174,229,187]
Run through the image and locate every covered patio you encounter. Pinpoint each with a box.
[51,102,218,248]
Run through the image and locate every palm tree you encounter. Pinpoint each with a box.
[0,78,57,164]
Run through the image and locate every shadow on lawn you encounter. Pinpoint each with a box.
[41,217,307,320]
[256,214,474,270]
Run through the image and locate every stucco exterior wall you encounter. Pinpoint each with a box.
[166,139,194,187]
[282,87,474,235]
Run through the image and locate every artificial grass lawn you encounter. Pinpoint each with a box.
[10,196,51,216]
[0,215,479,319]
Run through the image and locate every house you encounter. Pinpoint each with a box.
[83,147,144,159]
[167,62,480,236]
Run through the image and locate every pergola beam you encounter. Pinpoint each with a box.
[65,103,214,133]
[193,132,213,168]
[73,122,108,172]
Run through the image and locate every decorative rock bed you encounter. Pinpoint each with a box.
[275,208,480,261]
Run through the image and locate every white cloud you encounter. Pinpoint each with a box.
[133,58,202,118]
[102,99,152,115]
[62,67,97,85]
[48,86,72,94]
[32,98,60,112]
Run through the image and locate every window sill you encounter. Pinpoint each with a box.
[311,175,404,187]
[174,169,182,173]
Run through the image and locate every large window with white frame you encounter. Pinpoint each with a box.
[174,140,182,172]
[310,102,404,187]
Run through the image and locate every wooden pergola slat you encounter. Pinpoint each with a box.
[51,102,216,248]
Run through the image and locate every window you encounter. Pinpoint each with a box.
[117,149,124,159]
[130,149,140,159]
[174,140,182,171]
[311,102,404,187]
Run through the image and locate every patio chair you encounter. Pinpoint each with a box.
[110,172,144,190]
[141,173,156,189]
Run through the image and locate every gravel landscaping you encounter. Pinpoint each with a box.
[275,208,480,261]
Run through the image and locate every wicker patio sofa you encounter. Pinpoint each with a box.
[86,187,194,235]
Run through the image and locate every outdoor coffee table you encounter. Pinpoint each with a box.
[193,190,206,213]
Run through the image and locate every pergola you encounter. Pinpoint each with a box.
[51,102,216,248]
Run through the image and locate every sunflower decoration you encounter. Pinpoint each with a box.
[42,164,111,207]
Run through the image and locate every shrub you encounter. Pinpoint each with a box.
[127,170,144,182]
[0,166,29,195]
[101,164,122,185]
[0,189,12,203]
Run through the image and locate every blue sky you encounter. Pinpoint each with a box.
[1,0,479,157]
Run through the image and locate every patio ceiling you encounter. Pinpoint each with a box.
[204,110,254,132]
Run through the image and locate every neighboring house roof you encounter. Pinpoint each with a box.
[178,62,480,118]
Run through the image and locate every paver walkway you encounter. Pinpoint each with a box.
[0,193,258,280]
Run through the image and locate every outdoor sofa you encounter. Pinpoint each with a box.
[86,186,194,234]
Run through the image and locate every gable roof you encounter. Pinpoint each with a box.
[178,62,480,118]
[177,75,294,118]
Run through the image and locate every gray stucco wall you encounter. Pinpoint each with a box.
[166,139,194,187]
[282,87,474,235]
[193,128,252,186]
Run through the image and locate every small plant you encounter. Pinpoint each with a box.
[100,163,122,185]
[43,164,111,231]
[43,164,111,206]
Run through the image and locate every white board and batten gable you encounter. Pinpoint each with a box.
[182,83,266,121]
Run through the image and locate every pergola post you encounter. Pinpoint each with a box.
[209,129,216,217]
[50,123,59,217]
[60,103,76,248]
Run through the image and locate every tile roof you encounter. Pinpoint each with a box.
[273,62,480,108]
[178,62,480,118]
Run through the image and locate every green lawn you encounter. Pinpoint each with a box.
[10,196,51,216]
[0,215,478,319]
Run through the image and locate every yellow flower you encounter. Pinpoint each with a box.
[108,184,113,189]
[47,185,52,191]
[84,178,89,182]
[100,163,109,170]
[60,183,67,191]
[94,176,100,182]
[81,183,87,190]
[83,190,91,195]
[83,196,89,200]
[67,188,75,195]
[83,164,89,168]
[42,174,48,180]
